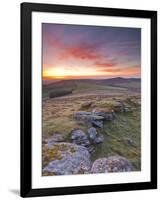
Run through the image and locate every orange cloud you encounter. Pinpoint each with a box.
[97,65,140,76]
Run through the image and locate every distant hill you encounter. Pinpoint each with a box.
[43,77,141,98]
[43,77,140,88]
[95,77,140,85]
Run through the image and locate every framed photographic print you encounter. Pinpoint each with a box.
[21,2,157,197]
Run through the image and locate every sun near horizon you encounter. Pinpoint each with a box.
[43,61,141,80]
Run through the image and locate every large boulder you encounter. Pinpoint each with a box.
[71,129,90,147]
[43,142,91,175]
[87,127,104,144]
[91,156,134,173]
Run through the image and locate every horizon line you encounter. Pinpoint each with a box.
[43,76,141,81]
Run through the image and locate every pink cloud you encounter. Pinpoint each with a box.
[95,61,116,68]
[59,45,101,60]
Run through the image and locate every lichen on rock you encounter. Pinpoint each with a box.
[43,142,91,175]
[91,156,134,173]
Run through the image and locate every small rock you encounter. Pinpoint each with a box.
[94,134,104,144]
[88,127,98,140]
[91,156,134,173]
[71,129,90,147]
[124,137,134,145]
[81,101,92,109]
[91,120,103,128]
[87,127,104,144]
[114,101,125,112]
[123,107,132,112]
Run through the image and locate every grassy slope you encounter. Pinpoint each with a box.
[43,81,129,98]
[42,80,141,171]
[92,108,141,170]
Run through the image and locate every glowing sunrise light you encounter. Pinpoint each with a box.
[43,66,114,79]
[42,24,141,80]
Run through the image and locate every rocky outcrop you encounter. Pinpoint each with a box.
[71,128,104,147]
[43,142,91,175]
[91,156,134,173]
[74,110,114,128]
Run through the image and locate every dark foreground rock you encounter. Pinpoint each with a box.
[91,156,134,173]
[43,142,91,175]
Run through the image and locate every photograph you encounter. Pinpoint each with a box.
[42,23,141,176]
[20,3,157,197]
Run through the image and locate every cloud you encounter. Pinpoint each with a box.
[59,42,103,61]
[97,68,121,73]
[43,32,105,62]
[60,47,99,60]
[95,60,116,68]
[43,26,141,78]
[97,65,140,76]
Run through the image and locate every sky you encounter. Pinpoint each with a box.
[42,23,141,80]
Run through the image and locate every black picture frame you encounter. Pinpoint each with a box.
[21,2,157,197]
